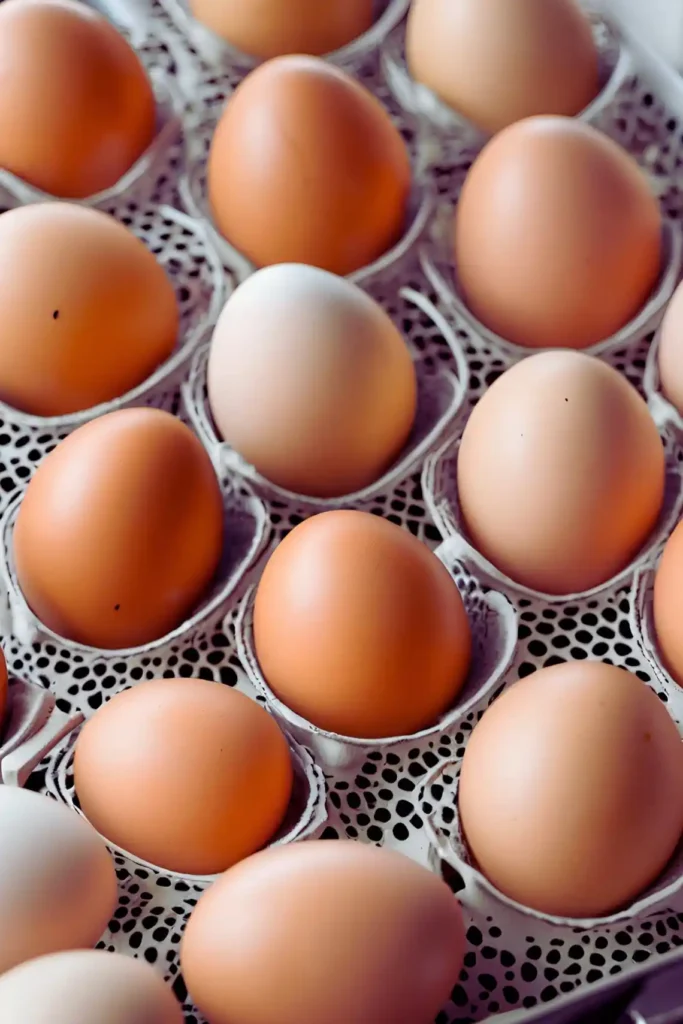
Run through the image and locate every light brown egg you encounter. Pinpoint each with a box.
[0,950,184,1024]
[190,0,374,58]
[14,408,224,649]
[457,351,665,594]
[207,264,417,497]
[0,0,156,198]
[459,661,683,918]
[0,204,178,417]
[0,645,7,730]
[658,281,683,415]
[653,520,683,686]
[74,679,294,875]
[181,840,466,1024]
[207,56,411,276]
[407,0,599,135]
[455,117,662,349]
[254,510,471,738]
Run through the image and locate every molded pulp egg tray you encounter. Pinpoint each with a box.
[5,0,683,1021]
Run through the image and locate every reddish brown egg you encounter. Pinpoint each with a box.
[0,204,178,416]
[0,0,156,198]
[653,520,683,686]
[14,409,224,649]
[207,56,411,276]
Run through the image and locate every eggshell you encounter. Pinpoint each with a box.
[207,264,417,497]
[207,56,411,276]
[181,840,466,1024]
[406,0,599,135]
[253,510,471,738]
[74,678,294,875]
[653,520,683,687]
[658,280,683,416]
[0,204,178,417]
[0,786,117,974]
[0,646,7,730]
[455,117,662,349]
[0,950,183,1024]
[458,661,683,918]
[457,350,665,594]
[14,408,224,649]
[0,0,156,199]
[190,0,374,58]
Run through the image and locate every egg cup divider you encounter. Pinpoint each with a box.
[156,0,411,79]
[47,720,328,887]
[418,215,683,364]
[0,678,83,788]
[0,204,227,432]
[84,0,152,50]
[422,432,683,605]
[0,68,184,211]
[182,287,468,511]
[0,473,271,661]
[233,536,518,771]
[380,10,632,154]
[628,565,683,729]
[643,325,683,437]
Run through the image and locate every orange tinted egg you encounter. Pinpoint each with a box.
[0,0,156,198]
[654,520,683,687]
[14,409,224,649]
[0,204,178,417]
[208,56,411,276]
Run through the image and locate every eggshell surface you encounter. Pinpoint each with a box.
[181,840,466,1024]
[658,280,683,416]
[74,678,294,874]
[0,204,178,416]
[0,950,183,1024]
[0,0,156,198]
[457,350,665,594]
[14,408,224,649]
[190,0,374,58]
[0,786,117,974]
[254,510,471,738]
[653,520,683,687]
[455,117,662,349]
[407,0,599,134]
[207,264,417,497]
[459,661,683,918]
[208,56,411,275]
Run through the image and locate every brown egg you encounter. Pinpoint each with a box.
[455,117,662,349]
[0,645,7,730]
[181,840,466,1024]
[0,204,178,417]
[190,0,374,58]
[14,408,224,649]
[74,679,294,874]
[457,350,665,594]
[407,0,599,134]
[459,661,683,918]
[207,264,417,497]
[0,0,156,199]
[653,521,683,687]
[254,510,471,738]
[658,281,683,415]
[208,56,411,276]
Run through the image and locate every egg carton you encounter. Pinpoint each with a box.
[5,0,683,1023]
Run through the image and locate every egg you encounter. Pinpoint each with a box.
[208,56,411,276]
[0,205,178,417]
[14,408,224,649]
[0,950,183,1023]
[181,840,465,1024]
[0,0,156,198]
[457,350,665,594]
[407,0,599,135]
[653,520,683,686]
[207,265,417,497]
[254,510,471,738]
[190,0,374,58]
[459,661,683,918]
[658,280,683,415]
[0,787,117,974]
[74,678,294,875]
[455,117,662,349]
[0,645,7,730]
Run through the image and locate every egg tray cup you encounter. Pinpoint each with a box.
[0,678,83,788]
[232,534,518,771]
[422,431,683,607]
[0,203,227,435]
[181,287,468,512]
[44,719,328,889]
[629,563,683,731]
[0,463,271,662]
[420,756,683,933]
